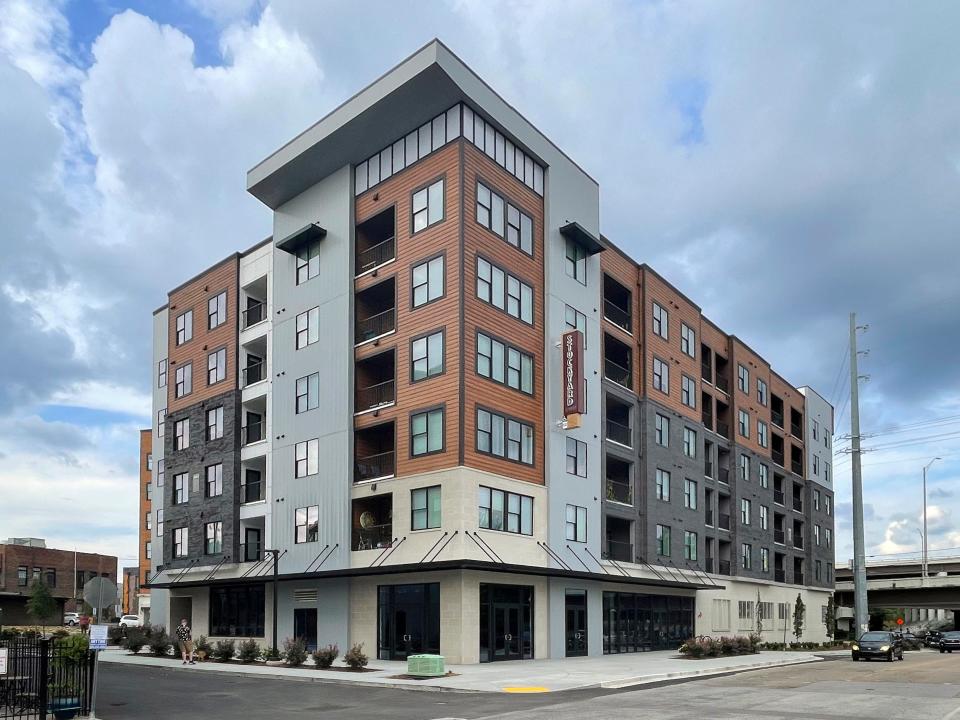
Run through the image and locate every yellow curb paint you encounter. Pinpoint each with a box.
[502,687,550,693]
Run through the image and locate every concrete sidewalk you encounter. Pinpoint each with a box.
[98,648,822,693]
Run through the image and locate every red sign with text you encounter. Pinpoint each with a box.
[561,330,585,416]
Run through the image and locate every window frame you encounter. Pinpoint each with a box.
[653,356,669,394]
[158,359,167,388]
[655,468,671,502]
[174,362,192,399]
[204,520,223,555]
[656,524,671,556]
[294,505,319,544]
[683,427,697,458]
[565,437,587,477]
[564,237,587,284]
[295,372,320,414]
[475,179,534,257]
[684,530,698,561]
[173,472,188,505]
[475,406,534,466]
[206,406,223,441]
[652,302,668,340]
[684,477,698,509]
[174,418,190,451]
[207,290,227,330]
[655,413,669,447]
[411,177,445,234]
[565,504,587,543]
[475,255,534,325]
[680,322,696,358]
[410,406,445,457]
[173,527,188,558]
[478,485,533,535]
[294,438,319,478]
[475,330,534,395]
[296,240,321,285]
[295,306,320,349]
[410,485,442,531]
[175,309,193,346]
[411,253,445,308]
[738,364,749,393]
[411,329,445,383]
[681,374,696,408]
[207,347,227,386]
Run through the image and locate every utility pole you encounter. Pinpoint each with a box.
[849,312,869,637]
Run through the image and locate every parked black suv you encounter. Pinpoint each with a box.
[939,631,960,653]
[852,631,903,662]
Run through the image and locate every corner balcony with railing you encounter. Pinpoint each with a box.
[356,207,396,277]
[352,494,393,552]
[602,274,633,333]
[355,350,396,415]
[603,333,632,390]
[240,275,268,341]
[355,277,396,346]
[355,421,395,483]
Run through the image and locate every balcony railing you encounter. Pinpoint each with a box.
[603,358,631,388]
[774,490,785,505]
[772,449,785,467]
[603,300,632,333]
[794,572,804,585]
[603,539,633,563]
[605,419,632,447]
[772,410,784,428]
[356,380,396,413]
[352,523,393,551]
[719,467,730,484]
[356,236,396,276]
[701,361,712,383]
[242,360,264,387]
[702,411,713,431]
[717,421,730,439]
[606,479,633,505]
[704,557,714,573]
[242,479,264,504]
[241,421,263,446]
[704,509,714,527]
[356,309,396,344]
[791,422,802,439]
[792,459,803,475]
[793,535,804,550]
[718,513,731,531]
[793,497,803,512]
[718,559,731,575]
[774,529,785,544]
[704,461,713,478]
[238,542,262,563]
[715,375,729,393]
[241,302,265,329]
[775,569,786,583]
[355,450,396,482]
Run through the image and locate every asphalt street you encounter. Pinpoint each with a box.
[95,649,960,720]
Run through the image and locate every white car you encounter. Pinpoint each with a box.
[118,615,143,629]
[63,612,80,626]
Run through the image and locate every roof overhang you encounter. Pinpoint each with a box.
[275,222,326,254]
[560,221,608,255]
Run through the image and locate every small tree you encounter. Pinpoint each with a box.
[824,596,836,640]
[27,580,57,633]
[793,593,805,642]
[755,588,764,635]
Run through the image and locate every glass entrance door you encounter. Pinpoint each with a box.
[492,604,523,661]
[377,583,440,660]
[479,584,534,662]
[565,590,588,657]
[293,608,317,651]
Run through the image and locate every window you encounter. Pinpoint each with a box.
[653,357,669,394]
[679,323,696,358]
[156,509,163,537]
[205,521,223,554]
[412,255,444,307]
[813,488,821,511]
[412,330,444,381]
[652,302,668,339]
[296,372,320,413]
[656,469,671,501]
[476,408,533,464]
[565,504,587,543]
[207,348,226,385]
[757,378,768,406]
[824,462,831,484]
[145,511,152,531]
[157,408,166,437]
[741,498,751,525]
[205,464,223,498]
[176,310,193,345]
[174,418,190,450]
[565,305,587,348]
[812,420,819,440]
[759,463,769,488]
[174,473,188,504]
[296,307,319,349]
[760,505,769,530]
[815,560,823,582]
[656,524,671,556]
[761,547,770,573]
[655,414,669,446]
[174,362,192,398]
[208,291,226,329]
[683,427,697,458]
[684,478,698,509]
[173,527,188,558]
[738,600,754,629]
[295,505,319,543]
[157,458,165,486]
[737,364,749,393]
[296,240,320,284]
[206,406,223,441]
[412,178,444,233]
[507,204,533,255]
[681,375,696,408]
[411,486,441,530]
[295,438,319,478]
[144,542,151,561]
[146,453,153,471]
[17,566,27,587]
[158,359,167,388]
[741,543,752,570]
[739,454,750,481]
[825,528,832,548]
[827,562,834,582]
[684,531,697,560]
[712,599,731,632]
[566,437,587,477]
[478,486,533,535]
[813,455,820,475]
[758,420,768,448]
[825,496,832,515]
[411,407,444,456]
[565,237,586,284]
[476,257,532,324]
[476,182,534,256]
[210,583,265,637]
[146,483,152,500]
[738,409,750,438]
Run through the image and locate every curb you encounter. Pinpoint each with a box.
[597,655,822,689]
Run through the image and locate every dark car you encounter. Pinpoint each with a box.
[939,631,960,653]
[926,631,943,647]
[852,631,903,662]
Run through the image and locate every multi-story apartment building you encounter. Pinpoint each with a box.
[146,40,835,662]
[137,428,153,621]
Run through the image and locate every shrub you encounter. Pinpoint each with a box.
[343,642,368,669]
[107,626,125,645]
[283,638,308,667]
[263,646,281,661]
[213,639,236,662]
[719,636,736,655]
[123,631,146,654]
[148,628,172,657]
[50,628,70,640]
[194,636,212,659]
[237,639,261,663]
[312,644,339,669]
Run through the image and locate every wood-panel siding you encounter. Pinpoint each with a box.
[730,337,772,459]
[600,249,642,391]
[167,257,239,412]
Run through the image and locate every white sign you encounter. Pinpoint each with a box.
[0,647,7,674]
[90,624,109,651]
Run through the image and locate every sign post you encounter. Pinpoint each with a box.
[88,624,109,719]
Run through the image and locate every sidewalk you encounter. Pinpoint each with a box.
[98,648,822,693]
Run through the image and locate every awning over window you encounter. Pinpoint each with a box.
[560,221,608,255]
[275,222,327,254]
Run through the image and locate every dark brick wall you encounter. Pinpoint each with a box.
[163,388,241,569]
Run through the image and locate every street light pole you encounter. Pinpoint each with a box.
[922,457,941,580]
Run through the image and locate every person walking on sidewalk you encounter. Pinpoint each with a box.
[176,618,195,665]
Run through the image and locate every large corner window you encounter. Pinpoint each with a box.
[478,486,533,535]
[476,408,533,465]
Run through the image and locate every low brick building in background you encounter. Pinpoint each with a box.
[0,538,117,625]
[121,566,140,616]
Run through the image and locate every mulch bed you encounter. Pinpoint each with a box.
[125,653,380,672]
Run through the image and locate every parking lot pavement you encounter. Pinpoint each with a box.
[96,649,960,720]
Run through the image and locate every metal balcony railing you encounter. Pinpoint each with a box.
[775,569,786,583]
[704,557,714,573]
[705,509,714,526]
[356,308,396,344]
[603,358,632,389]
[352,523,393,551]
[356,380,396,413]
[603,540,633,563]
[772,410,784,428]
[603,300,632,333]
[774,489,785,505]
[241,302,265,329]
[242,479,264,504]
[605,419,632,447]
[704,461,714,478]
[793,497,803,512]
[792,459,804,475]
[719,467,730,484]
[238,542,262,563]
[241,421,263,446]
[774,529,785,544]
[718,560,731,575]
[702,411,713,431]
[701,361,712,383]
[791,422,803,439]
[242,360,264,387]
[715,375,729,393]
[605,478,633,505]
[794,572,804,585]
[355,450,396,482]
[793,535,804,550]
[772,449,785,466]
[356,237,396,276]
[718,513,731,531]
[717,421,730,438]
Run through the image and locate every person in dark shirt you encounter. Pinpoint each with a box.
[175,619,195,665]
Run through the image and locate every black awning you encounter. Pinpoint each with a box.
[560,221,607,255]
[275,222,327,254]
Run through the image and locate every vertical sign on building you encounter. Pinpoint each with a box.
[561,330,585,428]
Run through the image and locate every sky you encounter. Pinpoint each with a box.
[1,0,959,576]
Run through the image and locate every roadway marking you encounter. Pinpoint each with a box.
[502,686,551,693]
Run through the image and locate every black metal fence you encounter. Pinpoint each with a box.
[0,636,95,719]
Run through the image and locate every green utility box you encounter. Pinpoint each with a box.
[407,654,445,677]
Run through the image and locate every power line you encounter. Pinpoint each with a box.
[828,345,849,408]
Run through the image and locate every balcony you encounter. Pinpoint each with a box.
[352,494,393,551]
[241,300,266,330]
[772,448,785,467]
[772,410,784,428]
[718,467,729,484]
[790,408,803,440]
[605,396,632,448]
[774,490,785,505]
[791,421,803,439]
[242,358,264,387]
[241,463,264,504]
[716,420,730,439]
[702,408,713,432]
[718,560,731,575]
[604,540,633,563]
[356,207,396,277]
[794,572,804,585]
[704,460,713,478]
[704,509,714,527]
[241,418,263,446]
[718,513,731,531]
[603,333,632,389]
[354,422,396,483]
[355,277,396,345]
[774,529,785,544]
[604,516,633,562]
[704,557,714,573]
[241,276,268,334]
[791,446,804,476]
[606,479,633,505]
[775,569,786,583]
[355,350,396,414]
[603,275,633,333]
[715,375,729,394]
[238,541,262,563]
[701,345,713,383]
[603,300,632,333]
[605,419,632,448]
[793,536,804,550]
[605,456,633,505]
